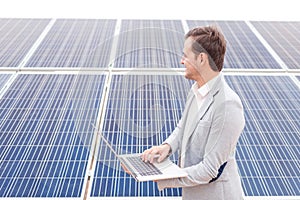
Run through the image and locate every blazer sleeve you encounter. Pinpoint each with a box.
[157,98,245,190]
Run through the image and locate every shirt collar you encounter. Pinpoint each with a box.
[193,73,221,98]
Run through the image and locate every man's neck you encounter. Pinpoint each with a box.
[196,71,220,88]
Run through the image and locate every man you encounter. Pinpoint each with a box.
[141,25,245,199]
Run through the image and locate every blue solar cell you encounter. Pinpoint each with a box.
[0,74,106,198]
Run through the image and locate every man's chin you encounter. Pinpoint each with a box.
[184,72,191,80]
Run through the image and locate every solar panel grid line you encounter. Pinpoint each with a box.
[245,197,300,200]
[0,73,16,100]
[262,77,297,185]
[0,75,41,134]
[51,76,96,198]
[17,19,57,69]
[49,20,79,67]
[246,77,296,194]
[225,77,264,194]
[108,19,122,68]
[114,20,184,68]
[96,74,126,195]
[222,21,257,69]
[251,21,300,70]
[62,20,103,68]
[24,19,116,68]
[227,75,300,196]
[228,21,280,69]
[276,22,300,51]
[25,75,73,196]
[87,71,116,197]
[0,19,50,68]
[247,22,290,70]
[239,92,277,195]
[0,74,50,195]
[1,74,106,198]
[235,23,266,64]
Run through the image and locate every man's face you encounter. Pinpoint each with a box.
[181,37,201,81]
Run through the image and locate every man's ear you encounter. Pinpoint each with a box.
[197,53,207,64]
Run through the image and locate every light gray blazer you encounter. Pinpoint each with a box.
[157,75,245,200]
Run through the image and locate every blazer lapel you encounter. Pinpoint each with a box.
[180,76,223,167]
[182,76,222,157]
[187,77,222,136]
[184,94,214,140]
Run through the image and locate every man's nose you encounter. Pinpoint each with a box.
[180,57,185,65]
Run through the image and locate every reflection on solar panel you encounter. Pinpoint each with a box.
[25,19,116,68]
[90,74,191,197]
[114,20,185,68]
[0,19,50,68]
[0,74,106,197]
[187,20,282,69]
[226,75,300,196]
[251,21,300,69]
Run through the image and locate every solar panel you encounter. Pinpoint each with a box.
[114,20,185,68]
[24,19,116,68]
[0,18,299,200]
[186,20,282,69]
[0,74,106,198]
[0,19,50,68]
[90,73,192,197]
[251,21,300,69]
[225,75,300,196]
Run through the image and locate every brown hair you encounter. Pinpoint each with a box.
[185,25,226,72]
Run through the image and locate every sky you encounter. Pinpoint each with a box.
[0,0,299,21]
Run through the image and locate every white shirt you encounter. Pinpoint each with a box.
[191,73,221,110]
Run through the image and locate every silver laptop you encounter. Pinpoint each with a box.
[91,124,187,182]
[118,153,187,182]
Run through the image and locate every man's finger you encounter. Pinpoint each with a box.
[121,163,131,175]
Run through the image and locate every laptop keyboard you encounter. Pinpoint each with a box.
[126,155,163,176]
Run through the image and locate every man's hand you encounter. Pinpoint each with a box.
[121,163,132,175]
[141,144,171,163]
